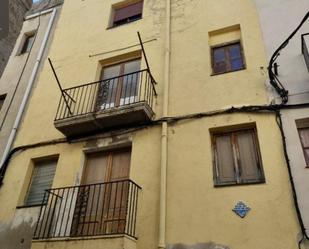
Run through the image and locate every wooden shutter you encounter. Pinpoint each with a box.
[114,1,143,22]
[236,130,261,182]
[214,135,236,184]
[109,149,131,181]
[82,152,110,184]
[72,149,131,236]
[25,159,57,206]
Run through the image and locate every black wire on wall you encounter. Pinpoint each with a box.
[268,11,309,104]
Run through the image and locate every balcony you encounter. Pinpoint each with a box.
[33,180,141,240]
[54,69,156,138]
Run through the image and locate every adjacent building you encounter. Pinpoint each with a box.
[0,1,304,249]
[0,0,32,77]
[255,0,309,248]
[0,1,63,248]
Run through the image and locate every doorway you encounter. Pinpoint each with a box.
[71,148,131,236]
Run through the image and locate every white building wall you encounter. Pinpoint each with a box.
[255,0,309,242]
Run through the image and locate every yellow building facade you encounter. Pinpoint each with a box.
[0,0,303,249]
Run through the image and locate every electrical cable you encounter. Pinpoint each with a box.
[268,11,309,104]
[0,102,308,186]
[275,110,309,241]
[0,101,308,249]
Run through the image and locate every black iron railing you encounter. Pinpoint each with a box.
[55,69,156,121]
[33,180,141,240]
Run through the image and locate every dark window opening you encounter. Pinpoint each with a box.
[20,33,35,54]
[0,94,6,111]
[211,42,245,74]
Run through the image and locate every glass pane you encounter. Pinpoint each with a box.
[27,35,35,51]
[213,48,225,62]
[99,64,121,109]
[121,60,141,105]
[230,58,243,71]
[229,44,241,59]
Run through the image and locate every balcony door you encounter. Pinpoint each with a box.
[97,59,141,110]
[71,148,131,236]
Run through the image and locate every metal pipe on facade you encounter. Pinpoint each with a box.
[159,0,171,248]
[0,9,58,171]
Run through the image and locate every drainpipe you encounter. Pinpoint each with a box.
[159,0,171,249]
[0,9,57,171]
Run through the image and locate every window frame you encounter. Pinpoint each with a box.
[210,40,246,76]
[23,158,58,207]
[110,0,143,28]
[297,127,309,168]
[211,126,265,187]
[301,33,309,72]
[96,57,142,109]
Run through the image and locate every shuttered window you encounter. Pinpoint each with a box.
[25,159,57,206]
[298,128,309,167]
[112,1,143,27]
[212,128,265,186]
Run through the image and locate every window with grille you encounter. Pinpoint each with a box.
[211,127,265,186]
[211,42,245,75]
[25,159,57,206]
[112,1,143,27]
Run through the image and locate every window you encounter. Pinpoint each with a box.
[112,1,143,27]
[25,159,57,206]
[96,58,141,109]
[71,148,131,236]
[301,33,309,72]
[298,128,309,167]
[211,127,264,186]
[20,33,35,54]
[0,94,6,111]
[211,42,245,74]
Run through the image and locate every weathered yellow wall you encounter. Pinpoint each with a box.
[166,114,299,249]
[0,0,301,249]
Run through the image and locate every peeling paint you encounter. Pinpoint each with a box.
[0,207,40,249]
